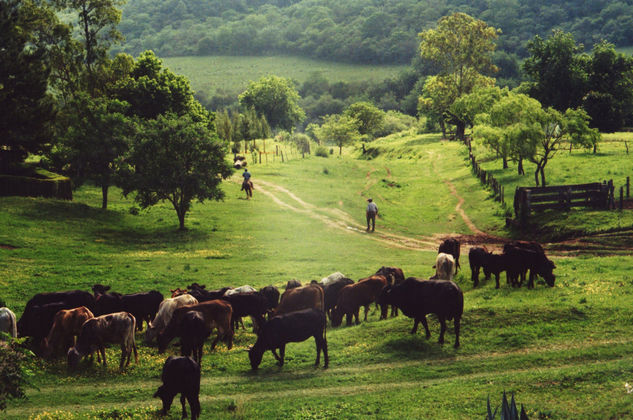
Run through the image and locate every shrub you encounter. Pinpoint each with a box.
[0,339,34,411]
[315,146,329,157]
[0,174,72,200]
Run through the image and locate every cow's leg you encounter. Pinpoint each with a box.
[271,348,282,362]
[322,335,329,368]
[420,316,431,339]
[278,344,286,367]
[472,265,479,287]
[363,304,369,321]
[345,312,352,326]
[528,270,536,289]
[119,345,127,370]
[189,393,201,420]
[391,305,398,317]
[453,316,461,348]
[210,332,219,350]
[495,272,500,289]
[355,308,360,325]
[379,303,388,320]
[225,327,234,350]
[100,346,107,366]
[180,393,188,419]
[410,319,419,334]
[314,336,321,366]
[438,316,446,344]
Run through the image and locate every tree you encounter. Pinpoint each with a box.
[418,12,499,140]
[47,94,135,209]
[0,0,64,171]
[522,30,588,112]
[120,113,232,230]
[238,75,305,131]
[344,102,385,139]
[315,114,360,155]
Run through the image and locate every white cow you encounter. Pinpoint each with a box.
[145,294,199,344]
[224,285,256,296]
[0,307,17,339]
[432,253,456,281]
[319,272,346,287]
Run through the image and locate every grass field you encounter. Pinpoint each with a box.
[2,134,633,419]
[161,55,406,98]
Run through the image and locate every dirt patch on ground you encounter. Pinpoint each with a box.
[0,244,17,250]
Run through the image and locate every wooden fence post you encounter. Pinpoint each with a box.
[627,176,630,198]
[620,187,624,210]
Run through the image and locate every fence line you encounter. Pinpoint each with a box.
[464,137,505,204]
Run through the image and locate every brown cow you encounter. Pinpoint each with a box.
[274,284,324,315]
[43,306,94,358]
[331,275,388,327]
[67,312,138,370]
[158,300,233,352]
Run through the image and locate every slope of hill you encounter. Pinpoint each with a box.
[116,0,633,63]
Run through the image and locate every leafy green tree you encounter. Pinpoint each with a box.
[315,114,360,155]
[582,41,633,133]
[344,102,385,139]
[0,0,64,170]
[419,12,499,140]
[239,75,305,131]
[522,30,588,112]
[120,113,232,230]
[47,94,135,209]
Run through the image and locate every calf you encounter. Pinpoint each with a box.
[285,279,302,290]
[248,308,328,370]
[158,300,233,352]
[67,312,138,370]
[275,284,324,315]
[375,266,405,316]
[438,238,461,272]
[331,275,388,327]
[378,277,463,348]
[145,294,199,344]
[179,311,210,364]
[43,306,94,358]
[154,356,201,420]
[431,253,456,281]
[0,307,17,339]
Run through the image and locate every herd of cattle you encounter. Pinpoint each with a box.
[0,238,556,419]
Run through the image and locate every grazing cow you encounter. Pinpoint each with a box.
[431,253,456,281]
[321,277,354,320]
[284,279,302,290]
[43,306,94,358]
[67,312,138,370]
[158,300,233,352]
[92,285,163,331]
[154,356,201,420]
[259,286,280,313]
[145,294,199,344]
[469,247,490,287]
[275,284,324,315]
[18,290,95,338]
[331,275,388,327]
[375,266,405,316]
[179,311,210,364]
[378,277,463,348]
[221,292,268,332]
[438,238,461,272]
[503,242,555,288]
[319,272,346,287]
[248,308,328,370]
[0,307,17,339]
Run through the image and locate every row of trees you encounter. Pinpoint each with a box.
[116,0,633,64]
[1,0,232,230]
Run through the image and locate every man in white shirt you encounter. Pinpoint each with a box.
[366,198,378,232]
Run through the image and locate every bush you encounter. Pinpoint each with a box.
[315,146,329,157]
[0,339,34,411]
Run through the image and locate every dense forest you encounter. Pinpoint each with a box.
[116,0,633,63]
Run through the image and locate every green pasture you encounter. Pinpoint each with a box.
[161,55,406,99]
[2,134,633,418]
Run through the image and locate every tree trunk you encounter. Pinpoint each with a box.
[101,184,109,210]
[455,121,465,142]
[502,156,508,169]
[540,166,546,187]
[517,158,524,175]
[593,143,597,154]
[439,119,446,139]
[178,210,186,231]
[534,166,540,186]
[339,144,342,155]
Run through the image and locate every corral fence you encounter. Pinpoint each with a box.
[513,181,618,226]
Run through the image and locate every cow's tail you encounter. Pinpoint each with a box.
[129,313,138,363]
[10,310,17,338]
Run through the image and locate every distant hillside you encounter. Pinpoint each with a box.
[116,0,633,64]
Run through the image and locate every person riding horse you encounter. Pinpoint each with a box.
[241,168,253,199]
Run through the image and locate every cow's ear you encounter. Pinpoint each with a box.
[105,285,111,291]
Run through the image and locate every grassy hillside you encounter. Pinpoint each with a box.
[161,55,406,99]
[2,134,633,418]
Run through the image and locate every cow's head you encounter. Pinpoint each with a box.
[248,340,265,370]
[541,259,556,287]
[91,284,111,296]
[330,307,344,328]
[153,384,173,415]
[67,347,81,368]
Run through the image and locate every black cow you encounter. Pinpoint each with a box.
[186,284,231,303]
[221,292,268,332]
[469,247,489,287]
[503,241,555,288]
[259,286,280,313]
[248,308,328,370]
[18,290,95,338]
[92,286,163,331]
[375,267,405,316]
[439,238,461,272]
[322,277,354,320]
[378,278,463,348]
[154,356,201,420]
[285,279,302,290]
[179,311,210,364]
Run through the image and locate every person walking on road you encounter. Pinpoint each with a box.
[366,198,378,232]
